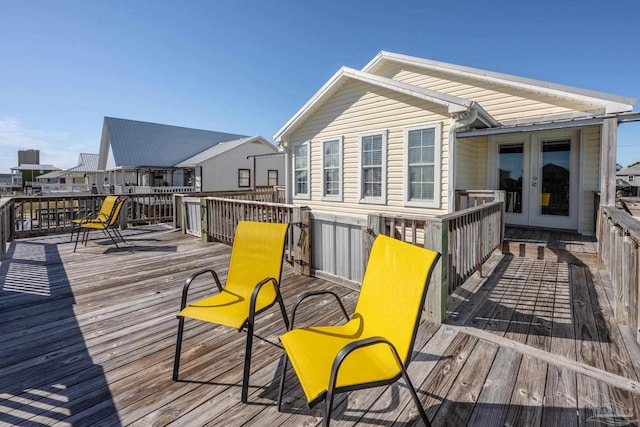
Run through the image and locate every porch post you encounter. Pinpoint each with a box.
[600,118,618,207]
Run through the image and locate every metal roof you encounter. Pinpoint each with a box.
[618,165,640,176]
[176,136,275,167]
[10,164,60,171]
[103,117,249,167]
[71,153,100,172]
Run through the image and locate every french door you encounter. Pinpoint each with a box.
[491,130,579,230]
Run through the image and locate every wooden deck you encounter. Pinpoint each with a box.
[1,225,639,426]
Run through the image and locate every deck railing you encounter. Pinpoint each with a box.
[455,189,505,210]
[0,198,14,260]
[598,205,640,345]
[368,200,505,322]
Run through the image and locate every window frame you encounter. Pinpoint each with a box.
[238,168,251,188]
[292,141,311,200]
[403,122,442,208]
[267,169,278,186]
[358,130,388,205]
[321,136,343,201]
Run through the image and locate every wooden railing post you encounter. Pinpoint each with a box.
[293,207,310,276]
[365,213,384,263]
[424,217,449,324]
[611,225,624,321]
[623,233,636,327]
[201,198,210,242]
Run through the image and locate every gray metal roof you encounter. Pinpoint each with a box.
[10,164,60,171]
[103,117,249,167]
[618,165,640,176]
[68,153,99,172]
[176,136,275,167]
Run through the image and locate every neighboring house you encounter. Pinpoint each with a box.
[274,51,639,283]
[37,153,103,194]
[10,164,61,190]
[98,117,283,193]
[0,174,12,194]
[616,165,640,196]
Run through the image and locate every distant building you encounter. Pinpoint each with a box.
[37,153,103,194]
[10,164,61,191]
[617,165,640,196]
[98,117,284,193]
[18,149,40,166]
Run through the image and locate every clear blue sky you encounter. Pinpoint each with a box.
[1,0,639,173]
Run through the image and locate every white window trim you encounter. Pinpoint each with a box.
[359,129,388,205]
[321,136,343,202]
[403,122,442,208]
[292,141,311,200]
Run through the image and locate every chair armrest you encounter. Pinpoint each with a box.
[329,336,403,393]
[247,277,280,330]
[289,290,350,330]
[180,269,223,310]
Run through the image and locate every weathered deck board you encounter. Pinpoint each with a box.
[1,225,639,426]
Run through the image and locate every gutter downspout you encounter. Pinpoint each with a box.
[448,108,479,213]
[279,140,293,204]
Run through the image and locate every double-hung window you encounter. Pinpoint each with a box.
[293,142,310,199]
[322,137,342,201]
[268,170,278,186]
[404,123,441,207]
[238,169,250,188]
[359,131,387,204]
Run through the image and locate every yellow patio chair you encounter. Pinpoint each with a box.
[277,235,440,427]
[173,221,290,403]
[70,195,119,243]
[74,196,126,252]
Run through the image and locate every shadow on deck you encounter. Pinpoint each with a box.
[0,225,639,426]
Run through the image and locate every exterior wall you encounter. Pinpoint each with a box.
[456,136,488,190]
[582,125,601,235]
[376,63,604,122]
[287,79,451,217]
[198,142,283,191]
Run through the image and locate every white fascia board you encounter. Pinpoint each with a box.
[366,51,637,113]
[274,67,480,142]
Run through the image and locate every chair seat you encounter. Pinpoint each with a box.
[179,283,278,330]
[280,318,402,403]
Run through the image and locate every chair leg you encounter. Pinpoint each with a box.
[241,320,254,403]
[324,389,335,427]
[276,290,290,330]
[400,365,431,427]
[173,317,185,381]
[73,226,83,252]
[277,354,290,412]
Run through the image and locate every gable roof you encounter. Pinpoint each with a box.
[176,136,276,167]
[363,51,637,114]
[617,165,640,176]
[101,117,248,168]
[68,153,99,172]
[274,66,498,142]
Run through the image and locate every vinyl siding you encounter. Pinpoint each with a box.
[456,136,488,190]
[582,125,601,235]
[376,63,604,122]
[288,78,451,216]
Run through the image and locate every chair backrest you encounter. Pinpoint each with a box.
[354,235,440,365]
[97,196,119,220]
[106,197,126,226]
[225,221,289,296]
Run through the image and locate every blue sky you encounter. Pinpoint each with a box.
[1,0,639,173]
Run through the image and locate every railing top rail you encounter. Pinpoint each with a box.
[204,197,297,209]
[602,205,640,242]
[375,200,503,224]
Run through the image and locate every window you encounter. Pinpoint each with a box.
[322,137,342,200]
[359,131,387,204]
[238,169,250,188]
[268,170,278,186]
[293,142,310,198]
[404,123,441,207]
[629,175,635,182]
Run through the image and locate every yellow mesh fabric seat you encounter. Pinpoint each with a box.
[70,195,118,242]
[74,197,126,252]
[278,235,440,426]
[173,221,290,403]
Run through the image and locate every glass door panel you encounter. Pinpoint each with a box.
[499,144,524,214]
[540,140,570,216]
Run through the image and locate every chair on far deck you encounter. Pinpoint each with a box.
[277,235,440,427]
[70,195,119,243]
[173,221,290,403]
[74,196,126,252]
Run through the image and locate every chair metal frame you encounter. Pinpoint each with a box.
[74,196,126,252]
[277,236,440,426]
[173,222,290,403]
[69,195,119,243]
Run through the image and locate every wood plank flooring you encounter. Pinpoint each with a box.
[1,225,639,426]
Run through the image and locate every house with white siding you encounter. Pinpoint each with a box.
[99,117,284,193]
[617,165,640,196]
[274,51,639,283]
